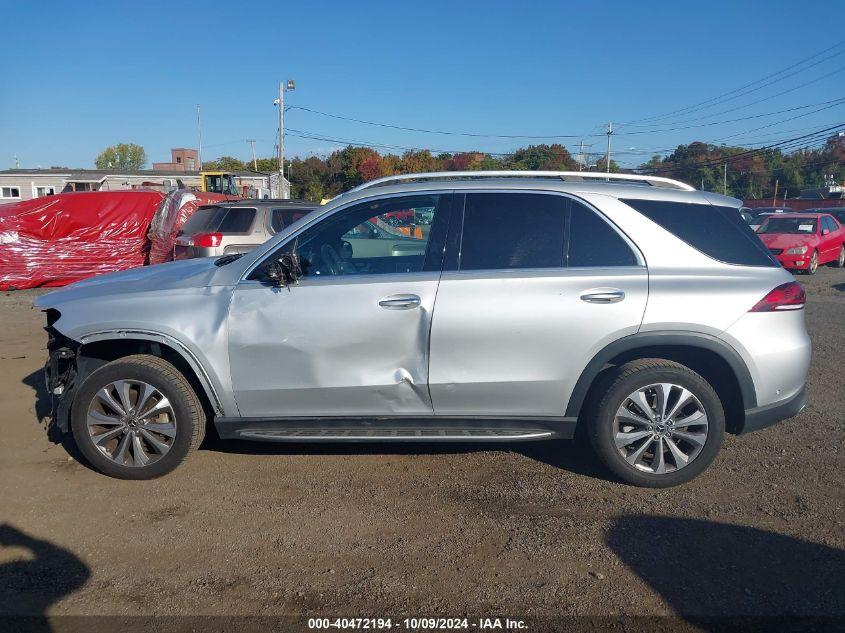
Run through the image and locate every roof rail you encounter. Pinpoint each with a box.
[348,170,695,193]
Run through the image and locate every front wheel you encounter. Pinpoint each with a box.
[70,354,205,479]
[586,359,725,488]
[806,250,819,275]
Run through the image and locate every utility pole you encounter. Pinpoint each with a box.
[605,122,613,176]
[277,82,284,197]
[723,162,727,195]
[246,139,258,171]
[578,140,584,171]
[772,179,779,206]
[274,79,295,198]
[196,105,203,170]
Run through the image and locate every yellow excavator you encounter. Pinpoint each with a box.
[200,171,239,195]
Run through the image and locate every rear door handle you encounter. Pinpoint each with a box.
[379,294,421,310]
[580,289,625,304]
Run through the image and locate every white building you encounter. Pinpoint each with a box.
[0,168,281,205]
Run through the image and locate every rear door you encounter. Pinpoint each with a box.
[428,192,648,417]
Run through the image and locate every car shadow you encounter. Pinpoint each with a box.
[606,514,845,626]
[0,523,90,629]
[21,369,88,465]
[21,369,51,426]
[203,435,608,481]
[833,282,845,293]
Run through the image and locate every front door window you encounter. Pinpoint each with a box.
[260,194,445,278]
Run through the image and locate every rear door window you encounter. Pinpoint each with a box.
[621,198,777,267]
[271,208,311,233]
[459,193,566,270]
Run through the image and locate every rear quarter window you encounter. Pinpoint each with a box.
[621,198,777,267]
[271,208,311,233]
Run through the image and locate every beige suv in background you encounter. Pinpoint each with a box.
[174,200,316,259]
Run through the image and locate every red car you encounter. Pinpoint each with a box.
[756,213,845,274]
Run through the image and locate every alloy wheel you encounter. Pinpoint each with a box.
[614,383,709,474]
[86,380,177,467]
[809,251,818,274]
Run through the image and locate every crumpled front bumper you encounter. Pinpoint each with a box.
[43,325,79,435]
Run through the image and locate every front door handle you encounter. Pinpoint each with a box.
[379,294,421,310]
[580,288,625,304]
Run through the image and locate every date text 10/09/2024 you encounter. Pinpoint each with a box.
[307,618,528,630]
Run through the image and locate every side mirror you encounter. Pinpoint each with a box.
[258,253,302,287]
[822,228,830,235]
[279,253,303,284]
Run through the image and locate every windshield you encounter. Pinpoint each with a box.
[758,217,817,234]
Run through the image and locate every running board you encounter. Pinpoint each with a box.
[215,416,576,443]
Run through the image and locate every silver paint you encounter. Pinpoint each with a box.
[34,175,811,425]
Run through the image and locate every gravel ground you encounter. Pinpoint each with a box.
[0,269,843,627]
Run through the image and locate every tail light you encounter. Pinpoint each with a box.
[191,232,223,248]
[750,281,805,312]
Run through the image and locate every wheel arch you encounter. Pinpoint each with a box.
[75,331,223,419]
[566,332,756,435]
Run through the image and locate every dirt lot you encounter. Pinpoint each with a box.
[1,269,843,628]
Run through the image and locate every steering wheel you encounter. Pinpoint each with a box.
[320,243,343,275]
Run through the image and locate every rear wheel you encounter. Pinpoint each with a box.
[833,246,845,268]
[586,360,725,488]
[71,355,204,479]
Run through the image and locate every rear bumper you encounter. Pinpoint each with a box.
[174,245,218,260]
[740,385,806,434]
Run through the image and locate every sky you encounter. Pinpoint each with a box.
[0,0,842,170]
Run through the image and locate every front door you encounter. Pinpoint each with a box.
[228,193,454,418]
[429,192,648,417]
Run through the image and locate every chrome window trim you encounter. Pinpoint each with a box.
[240,189,452,282]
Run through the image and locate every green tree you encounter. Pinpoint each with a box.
[95,143,147,170]
[201,156,246,171]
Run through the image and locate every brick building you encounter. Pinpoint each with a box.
[152,148,199,172]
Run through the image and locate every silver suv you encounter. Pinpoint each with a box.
[36,171,810,487]
[174,200,316,259]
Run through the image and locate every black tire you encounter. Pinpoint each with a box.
[71,354,205,479]
[832,246,845,268]
[585,359,725,488]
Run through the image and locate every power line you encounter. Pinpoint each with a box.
[619,91,845,129]
[621,39,845,125]
[635,124,845,175]
[286,89,842,148]
[616,95,845,136]
[288,105,595,139]
[285,97,843,158]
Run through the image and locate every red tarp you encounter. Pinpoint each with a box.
[147,190,233,265]
[0,190,164,290]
